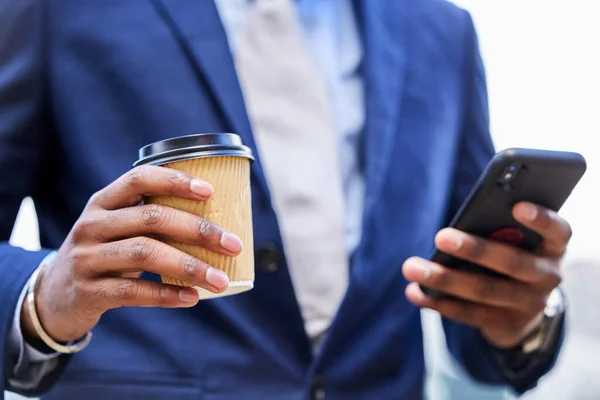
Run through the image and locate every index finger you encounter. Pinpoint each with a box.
[91,165,214,210]
[513,202,572,258]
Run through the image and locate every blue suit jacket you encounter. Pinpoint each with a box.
[0,1,558,399]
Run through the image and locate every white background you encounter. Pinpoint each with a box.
[454,0,600,259]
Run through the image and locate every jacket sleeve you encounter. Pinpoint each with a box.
[440,10,564,395]
[0,0,68,396]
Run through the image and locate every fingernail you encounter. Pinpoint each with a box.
[190,179,213,199]
[178,288,199,303]
[406,259,432,280]
[521,203,538,222]
[415,260,432,280]
[206,268,229,291]
[220,232,243,253]
[445,234,462,251]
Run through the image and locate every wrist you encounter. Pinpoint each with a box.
[520,287,566,355]
[21,250,92,344]
[20,263,72,345]
[483,311,545,350]
[489,288,566,375]
[24,263,93,354]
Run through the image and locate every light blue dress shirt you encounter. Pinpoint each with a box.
[6,0,365,389]
[216,0,365,254]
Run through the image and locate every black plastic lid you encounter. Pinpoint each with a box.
[133,133,254,167]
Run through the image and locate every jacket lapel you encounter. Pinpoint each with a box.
[358,0,409,225]
[149,0,409,214]
[150,0,269,198]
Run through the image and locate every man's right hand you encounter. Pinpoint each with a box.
[21,165,242,344]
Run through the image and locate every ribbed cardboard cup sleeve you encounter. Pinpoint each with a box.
[145,156,254,296]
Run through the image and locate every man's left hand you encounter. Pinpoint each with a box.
[402,202,570,349]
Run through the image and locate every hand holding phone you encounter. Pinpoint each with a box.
[402,147,586,349]
[422,148,586,296]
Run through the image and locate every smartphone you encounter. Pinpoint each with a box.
[420,148,587,297]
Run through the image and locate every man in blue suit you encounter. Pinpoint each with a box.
[1,0,571,399]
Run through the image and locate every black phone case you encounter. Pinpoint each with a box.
[420,148,587,297]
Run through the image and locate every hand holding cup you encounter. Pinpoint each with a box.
[23,133,255,344]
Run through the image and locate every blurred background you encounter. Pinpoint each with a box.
[6,1,600,399]
[423,0,600,399]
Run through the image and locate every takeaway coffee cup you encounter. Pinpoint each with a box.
[133,133,254,299]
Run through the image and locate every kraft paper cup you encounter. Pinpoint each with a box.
[133,133,254,300]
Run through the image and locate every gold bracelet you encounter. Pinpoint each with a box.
[26,263,93,354]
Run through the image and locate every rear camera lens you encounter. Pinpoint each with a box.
[499,164,520,183]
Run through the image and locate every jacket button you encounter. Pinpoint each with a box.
[310,376,326,400]
[256,242,280,273]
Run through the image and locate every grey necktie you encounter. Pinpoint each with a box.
[233,0,349,348]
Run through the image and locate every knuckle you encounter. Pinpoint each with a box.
[504,251,523,276]
[86,191,103,208]
[474,276,496,301]
[90,285,110,303]
[71,215,96,243]
[181,257,202,281]
[129,238,159,264]
[102,241,124,258]
[70,222,87,243]
[68,248,90,269]
[71,279,89,301]
[106,209,122,224]
[71,278,85,296]
[126,166,148,189]
[85,285,111,313]
[430,267,452,289]
[78,281,100,304]
[465,236,486,260]
[197,218,217,239]
[72,280,103,311]
[151,285,170,305]
[115,280,141,304]
[167,171,190,189]
[140,204,167,227]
